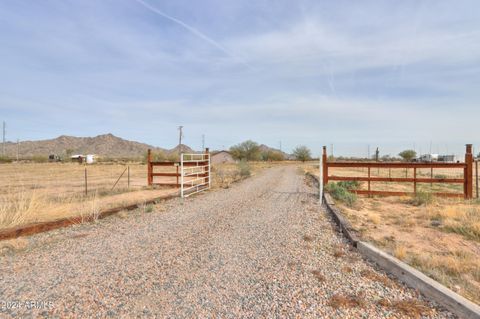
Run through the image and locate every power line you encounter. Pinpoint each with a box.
[178,126,184,154]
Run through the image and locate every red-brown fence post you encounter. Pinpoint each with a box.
[147,149,153,186]
[476,160,479,199]
[368,166,371,197]
[465,144,473,199]
[322,146,328,186]
[414,167,417,194]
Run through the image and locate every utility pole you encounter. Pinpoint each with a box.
[2,121,5,156]
[367,144,370,160]
[202,134,205,151]
[16,139,19,161]
[178,126,183,155]
[330,144,334,158]
[279,141,282,152]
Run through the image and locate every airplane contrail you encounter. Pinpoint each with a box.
[133,0,253,70]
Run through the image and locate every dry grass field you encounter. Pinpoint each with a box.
[0,161,284,231]
[305,164,480,304]
[0,162,177,229]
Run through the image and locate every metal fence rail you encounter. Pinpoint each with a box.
[181,150,210,198]
[322,144,475,199]
[147,149,211,198]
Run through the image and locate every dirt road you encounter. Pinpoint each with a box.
[0,166,452,318]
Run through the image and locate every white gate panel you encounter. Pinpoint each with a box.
[181,153,211,198]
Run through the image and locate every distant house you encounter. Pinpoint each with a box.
[211,151,237,164]
[48,154,62,162]
[85,154,96,164]
[417,154,439,162]
[416,154,456,163]
[438,155,456,163]
[71,154,84,163]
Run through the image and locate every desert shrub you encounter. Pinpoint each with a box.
[261,150,284,161]
[30,155,48,163]
[143,150,179,163]
[0,156,12,163]
[166,153,179,162]
[237,160,251,177]
[434,174,448,179]
[443,208,480,242]
[409,191,433,206]
[214,167,229,188]
[337,180,360,191]
[292,145,312,162]
[230,140,261,161]
[325,182,357,207]
[144,204,154,213]
[398,149,417,162]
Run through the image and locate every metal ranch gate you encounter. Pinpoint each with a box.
[321,144,475,199]
[180,152,211,198]
[147,149,211,198]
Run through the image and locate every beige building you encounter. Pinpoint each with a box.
[211,151,237,164]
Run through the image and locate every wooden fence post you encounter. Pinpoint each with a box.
[368,166,371,197]
[84,167,88,196]
[430,167,433,188]
[414,167,417,194]
[465,144,473,199]
[176,165,179,187]
[147,149,153,186]
[476,160,479,199]
[322,146,328,186]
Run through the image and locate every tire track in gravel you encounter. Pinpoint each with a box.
[0,166,454,318]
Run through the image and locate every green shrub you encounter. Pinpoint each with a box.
[0,156,12,163]
[261,150,284,161]
[337,180,360,191]
[230,140,261,161]
[409,191,433,206]
[292,145,312,162]
[325,182,357,207]
[237,160,251,177]
[434,174,448,179]
[144,204,154,213]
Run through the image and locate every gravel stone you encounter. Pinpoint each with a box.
[0,166,454,318]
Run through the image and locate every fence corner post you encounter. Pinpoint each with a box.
[465,144,473,199]
[322,146,328,187]
[180,152,184,198]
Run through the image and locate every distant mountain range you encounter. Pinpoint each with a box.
[2,134,292,160]
[258,144,294,160]
[2,134,194,159]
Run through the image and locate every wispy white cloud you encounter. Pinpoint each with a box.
[0,0,479,155]
[132,0,253,70]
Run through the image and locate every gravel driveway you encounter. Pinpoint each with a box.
[0,166,453,318]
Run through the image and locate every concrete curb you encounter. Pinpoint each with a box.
[306,173,359,246]
[306,172,480,318]
[358,241,480,319]
[0,191,180,241]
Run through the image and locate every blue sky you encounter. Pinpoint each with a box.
[0,0,479,156]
